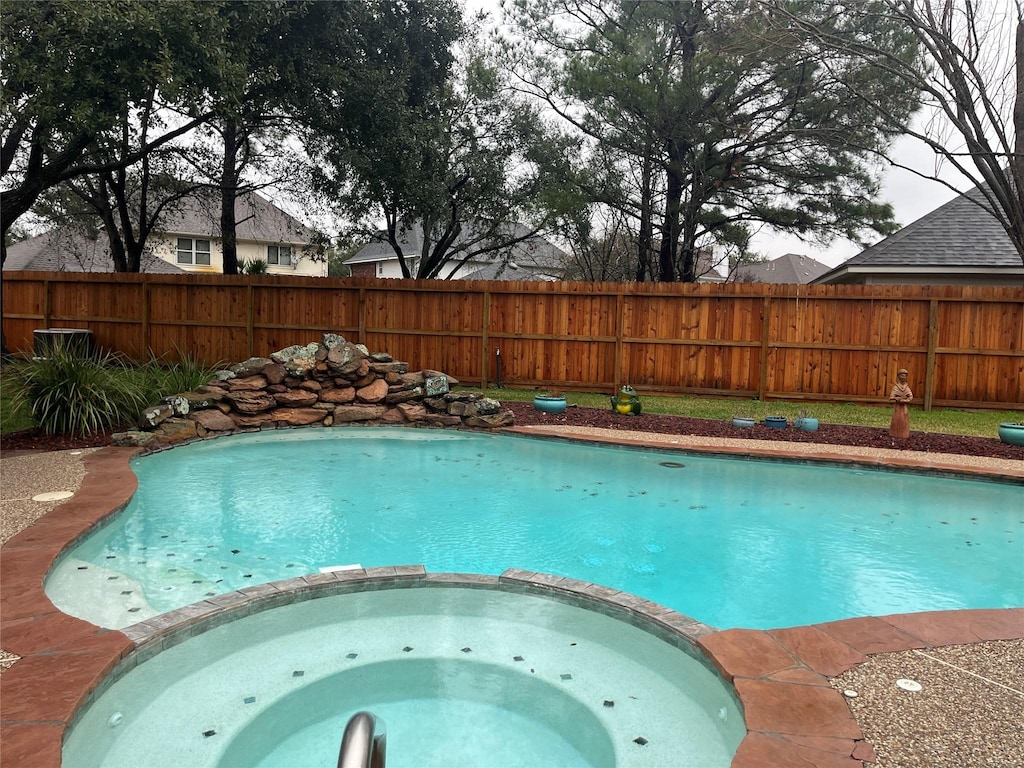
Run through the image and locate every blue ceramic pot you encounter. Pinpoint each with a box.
[998,423,1024,446]
[732,417,755,428]
[794,417,819,432]
[533,395,567,414]
[764,416,788,429]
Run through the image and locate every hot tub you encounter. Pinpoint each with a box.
[63,576,743,767]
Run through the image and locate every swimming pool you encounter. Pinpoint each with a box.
[63,582,744,767]
[46,428,1023,630]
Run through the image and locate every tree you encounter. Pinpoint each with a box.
[769,0,1024,265]
[504,0,921,281]
[0,0,230,264]
[302,5,586,279]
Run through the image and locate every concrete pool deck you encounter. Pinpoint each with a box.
[1,435,1022,768]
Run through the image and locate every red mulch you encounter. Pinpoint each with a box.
[503,401,1024,461]
[3,405,1021,461]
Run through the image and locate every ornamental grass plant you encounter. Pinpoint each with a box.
[6,347,148,437]
[2,348,219,438]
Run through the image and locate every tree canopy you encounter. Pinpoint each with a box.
[0,0,234,263]
[769,0,1024,265]
[504,0,922,281]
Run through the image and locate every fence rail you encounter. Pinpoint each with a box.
[3,271,1022,410]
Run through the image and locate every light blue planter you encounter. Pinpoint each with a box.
[998,423,1024,446]
[794,417,819,432]
[533,395,567,414]
[732,417,755,429]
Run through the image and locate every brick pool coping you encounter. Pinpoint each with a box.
[2,443,1022,768]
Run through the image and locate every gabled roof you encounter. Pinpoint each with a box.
[348,222,569,277]
[732,253,831,284]
[3,229,184,273]
[814,186,1023,283]
[160,190,317,245]
[459,259,557,281]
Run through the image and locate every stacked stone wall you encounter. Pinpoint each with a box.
[113,333,513,449]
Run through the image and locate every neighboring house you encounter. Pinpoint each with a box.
[3,228,184,273]
[346,223,570,281]
[813,186,1024,286]
[348,224,733,283]
[150,191,325,276]
[3,191,326,276]
[730,253,831,284]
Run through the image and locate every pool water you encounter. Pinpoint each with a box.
[63,587,743,768]
[46,428,1023,630]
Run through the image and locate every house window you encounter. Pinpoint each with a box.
[376,262,384,277]
[267,245,292,266]
[177,238,211,265]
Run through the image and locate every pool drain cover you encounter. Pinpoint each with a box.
[32,491,74,502]
[896,678,922,692]
[658,461,686,468]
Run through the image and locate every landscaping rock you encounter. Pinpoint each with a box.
[227,374,269,391]
[189,409,237,432]
[224,391,277,414]
[125,334,516,449]
[273,390,319,407]
[271,343,320,377]
[397,402,427,422]
[356,379,389,403]
[386,386,424,404]
[320,387,356,404]
[463,411,515,429]
[139,404,173,428]
[333,404,387,423]
[230,357,273,376]
[272,408,326,426]
[152,418,199,443]
[112,430,158,447]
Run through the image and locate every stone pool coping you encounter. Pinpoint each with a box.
[1,442,1022,768]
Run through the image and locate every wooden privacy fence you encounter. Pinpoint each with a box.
[3,271,1022,410]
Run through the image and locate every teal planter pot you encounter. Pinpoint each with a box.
[533,395,567,414]
[732,416,755,429]
[764,416,788,429]
[998,423,1024,446]
[794,417,819,432]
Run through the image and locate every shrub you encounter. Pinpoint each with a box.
[241,258,268,275]
[132,351,219,404]
[9,348,148,436]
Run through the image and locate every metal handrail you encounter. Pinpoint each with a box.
[337,711,386,768]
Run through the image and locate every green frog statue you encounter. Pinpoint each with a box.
[610,385,642,415]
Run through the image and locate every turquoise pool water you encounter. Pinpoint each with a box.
[47,428,1023,629]
[63,587,743,767]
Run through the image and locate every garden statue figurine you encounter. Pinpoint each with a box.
[889,368,913,439]
[610,385,642,415]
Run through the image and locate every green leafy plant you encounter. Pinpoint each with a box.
[241,258,268,275]
[132,350,219,403]
[8,348,148,436]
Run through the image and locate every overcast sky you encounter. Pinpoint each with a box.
[751,134,969,267]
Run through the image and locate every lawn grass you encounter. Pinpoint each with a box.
[479,387,1022,439]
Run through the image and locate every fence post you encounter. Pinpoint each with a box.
[246,281,255,359]
[613,290,624,392]
[141,277,151,357]
[758,294,771,401]
[924,298,939,412]
[480,289,491,390]
[43,278,52,330]
[358,286,366,346]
